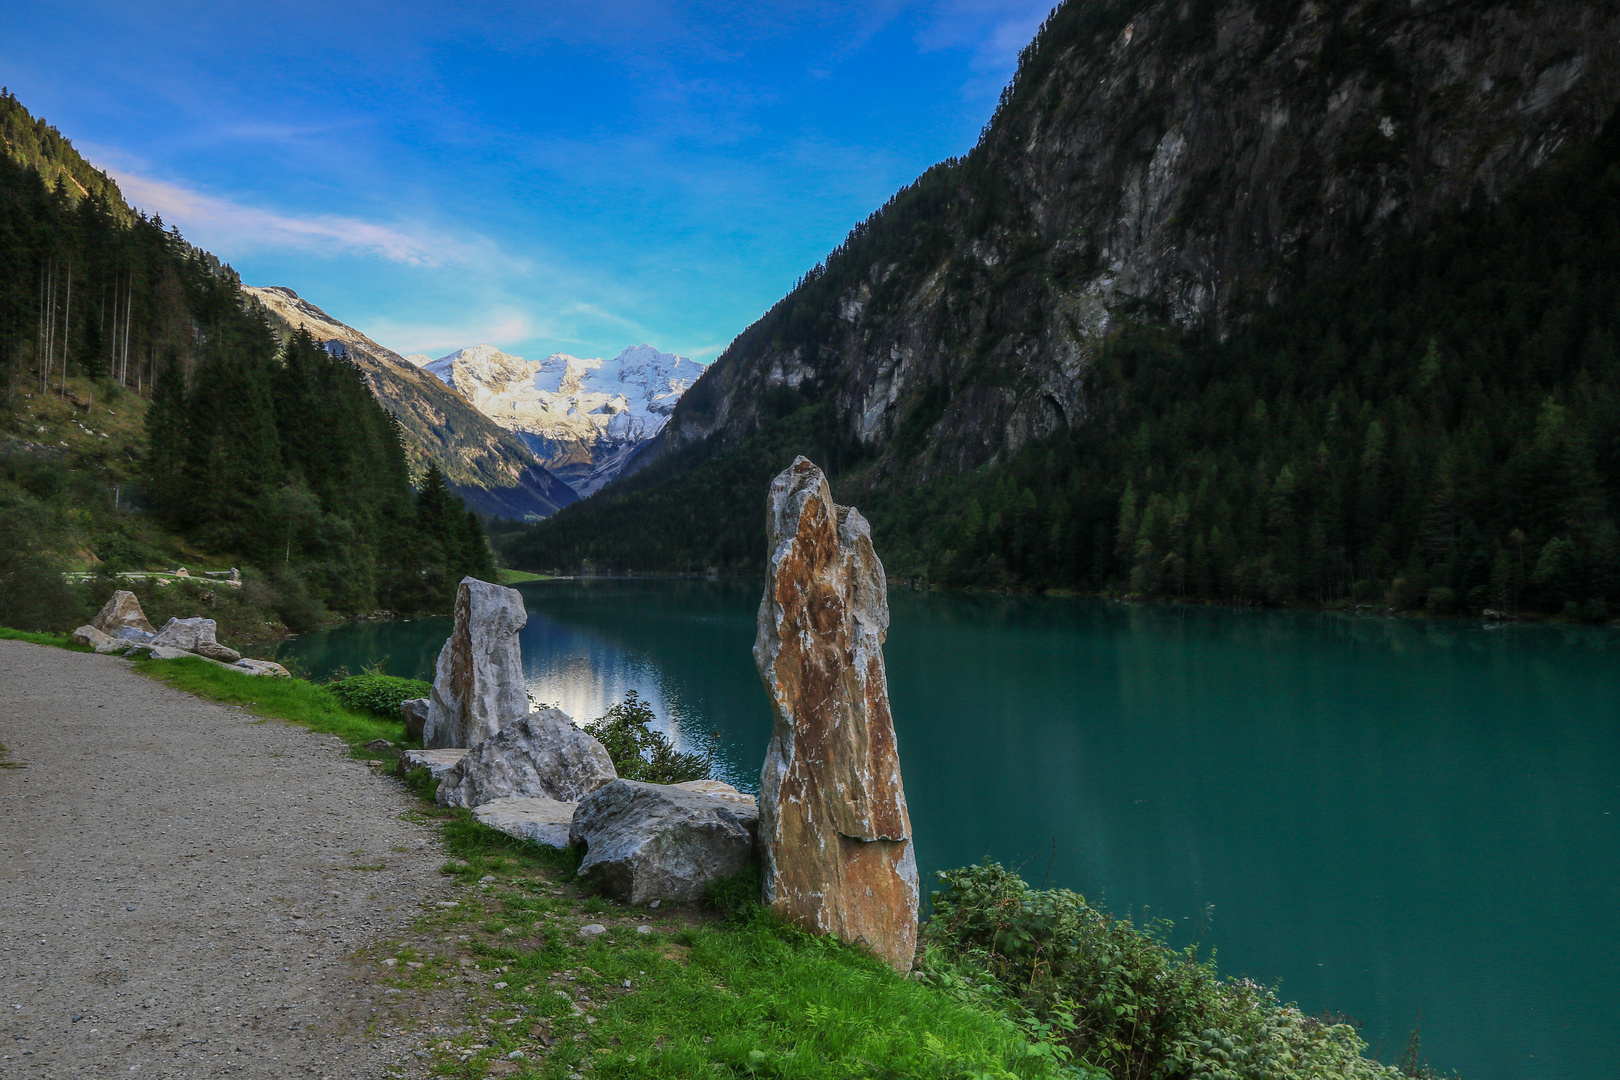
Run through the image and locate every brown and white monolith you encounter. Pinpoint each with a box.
[753,456,918,970]
[422,576,529,749]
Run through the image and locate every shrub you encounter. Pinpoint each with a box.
[586,690,711,784]
[327,674,432,718]
[923,863,1404,1080]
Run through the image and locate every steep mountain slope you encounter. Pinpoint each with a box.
[508,0,1620,617]
[241,287,577,521]
[657,0,1620,481]
[417,343,703,496]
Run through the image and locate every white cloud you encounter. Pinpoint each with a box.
[106,168,470,266]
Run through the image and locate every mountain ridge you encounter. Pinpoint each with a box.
[241,286,578,521]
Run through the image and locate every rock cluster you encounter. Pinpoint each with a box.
[71,590,286,675]
[423,577,529,749]
[753,457,918,971]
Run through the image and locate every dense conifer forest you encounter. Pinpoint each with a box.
[507,110,1620,621]
[0,91,491,631]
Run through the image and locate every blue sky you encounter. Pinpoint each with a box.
[0,1,1050,363]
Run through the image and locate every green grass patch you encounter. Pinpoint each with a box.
[0,627,90,651]
[496,568,550,585]
[135,655,404,749]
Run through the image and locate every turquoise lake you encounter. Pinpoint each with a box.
[276,578,1620,1079]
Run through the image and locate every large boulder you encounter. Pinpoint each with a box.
[435,709,617,809]
[753,457,919,971]
[71,625,125,654]
[422,577,529,748]
[400,697,430,742]
[149,617,241,662]
[91,590,156,637]
[473,796,577,848]
[570,779,759,904]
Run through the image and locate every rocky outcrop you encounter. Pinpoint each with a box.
[91,591,155,638]
[400,697,430,742]
[569,779,759,904]
[422,578,528,749]
[435,709,617,809]
[753,458,918,970]
[671,779,756,806]
[472,796,577,848]
[649,1,1620,484]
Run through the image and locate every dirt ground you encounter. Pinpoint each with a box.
[0,639,453,1079]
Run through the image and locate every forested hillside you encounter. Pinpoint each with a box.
[0,93,490,632]
[507,101,1620,620]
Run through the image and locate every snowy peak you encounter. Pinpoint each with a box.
[419,341,705,497]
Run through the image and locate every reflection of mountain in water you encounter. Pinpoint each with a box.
[515,581,768,792]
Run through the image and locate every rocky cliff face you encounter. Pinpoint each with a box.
[419,343,704,497]
[242,286,577,520]
[655,0,1620,484]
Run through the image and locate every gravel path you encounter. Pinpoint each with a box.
[0,640,451,1079]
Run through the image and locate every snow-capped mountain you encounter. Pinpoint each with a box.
[419,343,704,497]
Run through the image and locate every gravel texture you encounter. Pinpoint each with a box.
[0,640,449,1078]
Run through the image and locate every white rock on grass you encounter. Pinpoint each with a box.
[435,709,616,810]
[149,617,241,663]
[401,748,469,782]
[230,658,290,677]
[569,779,758,905]
[423,578,528,749]
[472,797,578,848]
[71,625,126,654]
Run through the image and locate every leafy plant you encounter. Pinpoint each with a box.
[327,673,432,718]
[586,690,711,784]
[923,863,1408,1080]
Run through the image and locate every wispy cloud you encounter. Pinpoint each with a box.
[107,168,470,266]
[917,0,1052,87]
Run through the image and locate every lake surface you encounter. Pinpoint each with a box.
[277,579,1620,1079]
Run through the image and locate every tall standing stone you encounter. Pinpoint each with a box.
[91,590,156,638]
[422,577,529,749]
[753,456,918,970]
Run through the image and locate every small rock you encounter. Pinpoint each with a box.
[381,958,397,966]
[636,925,652,935]
[577,924,607,939]
[400,697,430,742]
[401,748,469,782]
[231,658,291,677]
[70,625,124,654]
[364,739,395,753]
[494,981,508,989]
[508,1051,525,1060]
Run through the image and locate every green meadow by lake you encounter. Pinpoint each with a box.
[277,578,1620,1079]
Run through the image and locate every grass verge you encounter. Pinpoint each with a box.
[496,568,551,585]
[131,655,1079,1079]
[0,627,90,650]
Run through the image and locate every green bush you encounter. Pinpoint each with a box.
[922,863,1404,1080]
[586,690,711,784]
[327,673,432,718]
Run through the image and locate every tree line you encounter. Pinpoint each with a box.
[0,91,491,628]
